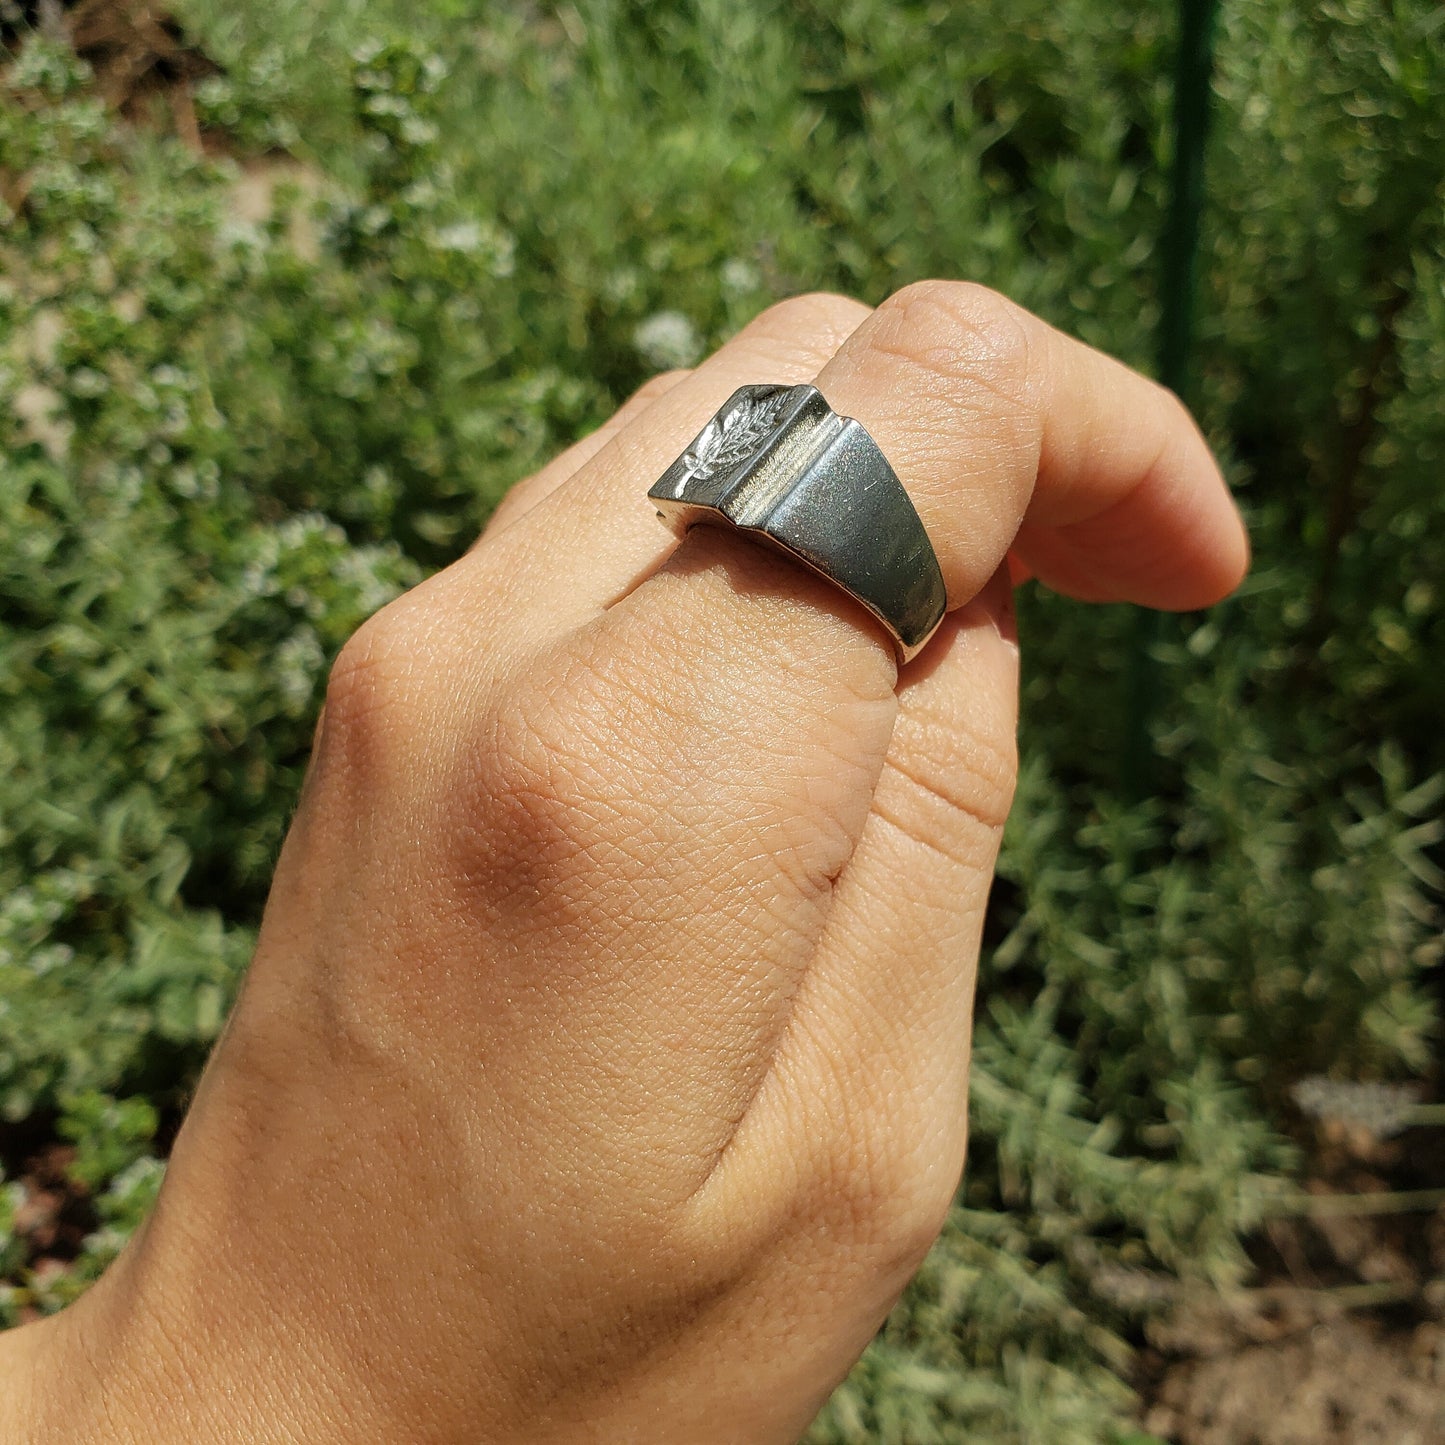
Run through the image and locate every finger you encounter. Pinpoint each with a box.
[476,369,692,544]
[495,279,1244,630]
[463,292,873,637]
[633,582,1019,1424]
[360,294,870,671]
[807,280,1247,613]
[688,571,1018,1263]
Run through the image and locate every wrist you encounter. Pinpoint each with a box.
[0,1240,333,1445]
[0,1299,162,1445]
[0,1264,184,1445]
[0,1311,52,1443]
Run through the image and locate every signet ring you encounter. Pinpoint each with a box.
[648,384,947,663]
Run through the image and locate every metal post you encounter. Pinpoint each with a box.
[1122,0,1220,799]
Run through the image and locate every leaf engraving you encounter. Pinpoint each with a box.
[682,389,792,483]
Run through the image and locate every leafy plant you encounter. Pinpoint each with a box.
[1,2,1441,1439]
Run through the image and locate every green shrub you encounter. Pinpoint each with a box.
[1,2,1440,1439]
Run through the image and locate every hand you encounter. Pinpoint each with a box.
[4,283,1246,1443]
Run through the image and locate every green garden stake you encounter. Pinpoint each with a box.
[1122,0,1220,799]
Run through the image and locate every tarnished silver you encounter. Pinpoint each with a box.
[649,383,946,662]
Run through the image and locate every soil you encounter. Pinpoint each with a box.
[1138,1108,1445,1443]
[1147,1315,1445,1445]
[2,0,219,149]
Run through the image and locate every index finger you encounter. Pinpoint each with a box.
[811,280,1247,613]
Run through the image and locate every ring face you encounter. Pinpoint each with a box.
[649,384,947,662]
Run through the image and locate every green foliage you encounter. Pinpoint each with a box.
[0,1176,26,1303]
[1,1,1441,1439]
[0,1089,164,1325]
[58,1090,159,1191]
[39,1093,165,1314]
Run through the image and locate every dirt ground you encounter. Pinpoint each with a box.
[1146,1314,1445,1445]
[1140,1096,1445,1445]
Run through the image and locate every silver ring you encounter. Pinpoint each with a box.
[648,384,946,662]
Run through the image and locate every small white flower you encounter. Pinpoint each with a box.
[433,220,483,251]
[67,366,108,398]
[632,310,702,370]
[720,257,760,297]
[275,628,326,712]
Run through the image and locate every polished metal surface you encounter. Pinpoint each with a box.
[649,384,947,662]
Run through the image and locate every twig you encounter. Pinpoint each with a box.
[1265,1186,1445,1218]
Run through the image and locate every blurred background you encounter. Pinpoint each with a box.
[1,2,1442,1440]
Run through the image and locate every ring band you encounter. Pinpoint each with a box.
[648,384,947,662]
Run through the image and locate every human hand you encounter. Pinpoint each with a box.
[5,284,1246,1443]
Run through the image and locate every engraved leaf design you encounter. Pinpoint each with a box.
[682,389,791,482]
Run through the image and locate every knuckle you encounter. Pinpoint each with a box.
[478,684,580,849]
[321,603,426,765]
[878,279,1037,405]
[576,1198,776,1345]
[825,1119,960,1280]
[888,712,1019,845]
[635,367,691,401]
[750,290,872,360]
[466,655,644,895]
[662,1164,801,1299]
[871,1170,958,1280]
[673,1104,960,1297]
[890,277,1014,333]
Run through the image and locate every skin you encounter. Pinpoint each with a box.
[0,282,1247,1443]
